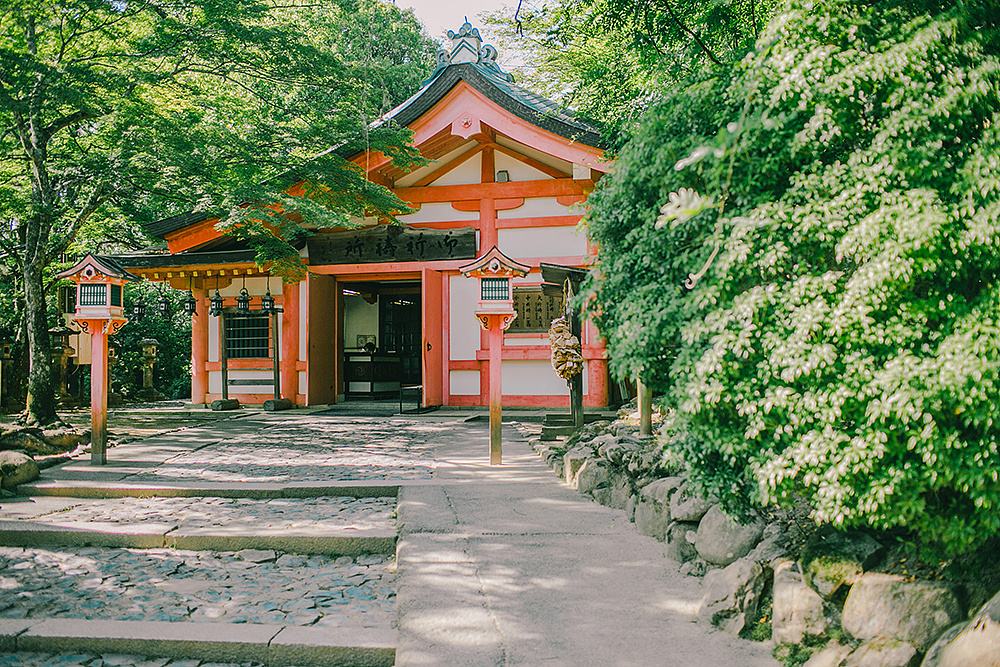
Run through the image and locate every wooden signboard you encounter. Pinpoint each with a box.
[308,225,477,265]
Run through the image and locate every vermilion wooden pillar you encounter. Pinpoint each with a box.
[190,287,209,405]
[487,319,504,464]
[89,325,109,464]
[281,281,300,404]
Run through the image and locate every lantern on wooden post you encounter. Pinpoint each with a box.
[56,254,136,464]
[460,247,530,465]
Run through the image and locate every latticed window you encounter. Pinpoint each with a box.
[481,277,509,301]
[78,284,107,306]
[224,313,271,359]
[511,287,564,332]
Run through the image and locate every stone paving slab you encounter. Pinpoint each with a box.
[0,653,254,667]
[0,546,396,628]
[3,623,396,666]
[16,479,403,499]
[17,619,280,664]
[119,419,436,484]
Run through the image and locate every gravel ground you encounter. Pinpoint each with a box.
[0,546,395,628]
[26,496,396,533]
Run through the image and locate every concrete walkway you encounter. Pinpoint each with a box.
[395,425,777,667]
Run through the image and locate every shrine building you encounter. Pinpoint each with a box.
[101,21,610,409]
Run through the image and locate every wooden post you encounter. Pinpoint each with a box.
[280,281,299,404]
[191,287,209,405]
[271,311,281,401]
[219,314,229,402]
[569,306,584,429]
[488,322,503,465]
[90,326,108,465]
[638,375,652,436]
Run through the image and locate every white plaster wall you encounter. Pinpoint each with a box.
[450,370,480,395]
[496,136,572,175]
[394,142,477,187]
[430,151,482,186]
[208,318,219,363]
[504,336,547,347]
[449,275,481,360]
[502,360,568,396]
[495,151,550,181]
[344,295,378,349]
[299,371,307,396]
[498,226,587,258]
[208,369,274,395]
[497,196,575,219]
[396,202,478,224]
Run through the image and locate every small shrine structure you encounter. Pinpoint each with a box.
[74,20,610,411]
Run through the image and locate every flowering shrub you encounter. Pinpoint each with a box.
[584,0,1000,553]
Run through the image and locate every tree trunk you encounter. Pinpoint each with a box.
[22,258,58,426]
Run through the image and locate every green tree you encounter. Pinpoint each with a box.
[0,0,434,425]
[585,0,1000,552]
[484,0,776,143]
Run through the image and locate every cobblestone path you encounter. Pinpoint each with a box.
[0,414,437,664]
[24,496,395,533]
[123,419,437,483]
[0,546,394,627]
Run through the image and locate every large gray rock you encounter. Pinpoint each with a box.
[842,573,962,650]
[663,521,698,563]
[634,477,683,540]
[41,427,89,449]
[845,639,919,667]
[772,559,829,644]
[698,557,767,635]
[746,523,790,566]
[606,472,631,510]
[804,643,852,667]
[0,427,58,455]
[0,450,40,489]
[921,589,1000,667]
[575,459,610,495]
[669,482,713,522]
[693,505,764,567]
[803,530,883,598]
[563,448,591,486]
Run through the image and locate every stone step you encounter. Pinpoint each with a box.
[17,479,405,499]
[540,425,576,440]
[542,413,611,426]
[1,618,395,667]
[0,520,397,555]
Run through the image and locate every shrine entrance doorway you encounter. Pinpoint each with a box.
[341,279,422,399]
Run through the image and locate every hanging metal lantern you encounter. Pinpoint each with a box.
[130,300,145,320]
[158,294,171,318]
[261,290,276,314]
[183,291,198,316]
[236,287,251,312]
[210,290,224,317]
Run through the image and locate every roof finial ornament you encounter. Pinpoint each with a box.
[433,18,514,83]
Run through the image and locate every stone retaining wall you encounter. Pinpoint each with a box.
[524,416,999,667]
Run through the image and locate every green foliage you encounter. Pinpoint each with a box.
[483,0,778,143]
[112,283,193,401]
[585,0,1000,553]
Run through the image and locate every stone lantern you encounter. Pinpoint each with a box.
[56,254,136,464]
[48,325,75,403]
[460,246,530,465]
[139,338,164,401]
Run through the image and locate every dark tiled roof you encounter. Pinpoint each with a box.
[109,248,258,270]
[145,46,603,241]
[379,62,603,148]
